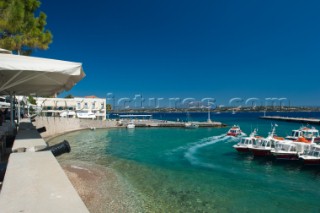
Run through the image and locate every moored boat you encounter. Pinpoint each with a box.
[233,129,262,153]
[127,121,135,129]
[271,138,313,161]
[60,110,76,118]
[286,126,320,143]
[251,126,279,157]
[299,144,320,165]
[76,111,96,119]
[185,122,199,129]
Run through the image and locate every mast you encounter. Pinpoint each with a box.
[207,104,212,123]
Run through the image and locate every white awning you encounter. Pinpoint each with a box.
[0,53,85,96]
[0,48,12,54]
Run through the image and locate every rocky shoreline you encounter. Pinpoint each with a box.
[60,160,145,213]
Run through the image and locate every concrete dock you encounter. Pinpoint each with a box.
[0,119,90,213]
[260,116,320,124]
[120,119,227,128]
[135,122,226,128]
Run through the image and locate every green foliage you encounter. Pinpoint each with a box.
[64,94,74,99]
[0,0,52,55]
[29,106,35,114]
[27,95,36,105]
[106,104,112,111]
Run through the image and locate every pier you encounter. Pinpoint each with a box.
[260,116,320,124]
[119,119,227,128]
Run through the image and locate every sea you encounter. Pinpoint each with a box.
[49,112,320,212]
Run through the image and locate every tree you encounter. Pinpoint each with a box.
[64,94,74,99]
[27,95,36,105]
[0,0,52,55]
[106,104,112,111]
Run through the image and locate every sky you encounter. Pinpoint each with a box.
[33,0,320,107]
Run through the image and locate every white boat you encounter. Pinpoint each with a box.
[286,126,320,142]
[185,122,199,129]
[76,111,96,119]
[299,144,320,165]
[185,112,199,128]
[226,125,245,137]
[60,110,76,118]
[127,121,135,129]
[286,128,303,141]
[271,138,313,160]
[233,129,262,153]
[250,125,280,157]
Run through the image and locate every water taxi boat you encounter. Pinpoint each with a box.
[299,144,320,165]
[251,126,279,157]
[227,125,245,137]
[233,129,262,153]
[271,137,313,160]
[286,126,320,143]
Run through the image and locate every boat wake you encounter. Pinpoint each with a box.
[166,134,228,156]
[184,134,236,169]
[165,134,238,165]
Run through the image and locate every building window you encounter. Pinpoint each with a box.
[92,102,95,109]
[84,102,88,109]
[77,102,81,109]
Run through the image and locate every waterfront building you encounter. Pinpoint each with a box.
[35,96,106,120]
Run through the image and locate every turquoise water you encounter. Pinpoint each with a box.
[51,113,320,212]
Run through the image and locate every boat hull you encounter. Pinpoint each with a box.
[251,149,271,157]
[300,158,320,165]
[272,153,299,160]
[227,133,242,137]
[301,159,320,165]
[233,146,250,153]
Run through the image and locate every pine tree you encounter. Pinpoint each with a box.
[0,0,52,55]
[64,94,74,99]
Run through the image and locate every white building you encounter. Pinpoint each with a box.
[35,96,106,120]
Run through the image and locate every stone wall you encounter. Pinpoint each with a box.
[33,116,118,138]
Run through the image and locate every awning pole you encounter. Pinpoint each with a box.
[17,98,21,124]
[10,93,14,127]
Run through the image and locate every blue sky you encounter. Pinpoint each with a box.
[34,0,320,106]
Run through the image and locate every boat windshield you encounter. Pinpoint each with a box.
[303,130,319,138]
[252,139,257,145]
[260,140,270,147]
[290,145,297,152]
[239,138,246,144]
[312,151,320,157]
[254,139,263,146]
[305,146,320,156]
[275,143,291,151]
[292,131,300,137]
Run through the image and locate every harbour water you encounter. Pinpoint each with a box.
[50,112,320,212]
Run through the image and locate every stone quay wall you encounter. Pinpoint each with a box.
[33,116,117,138]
